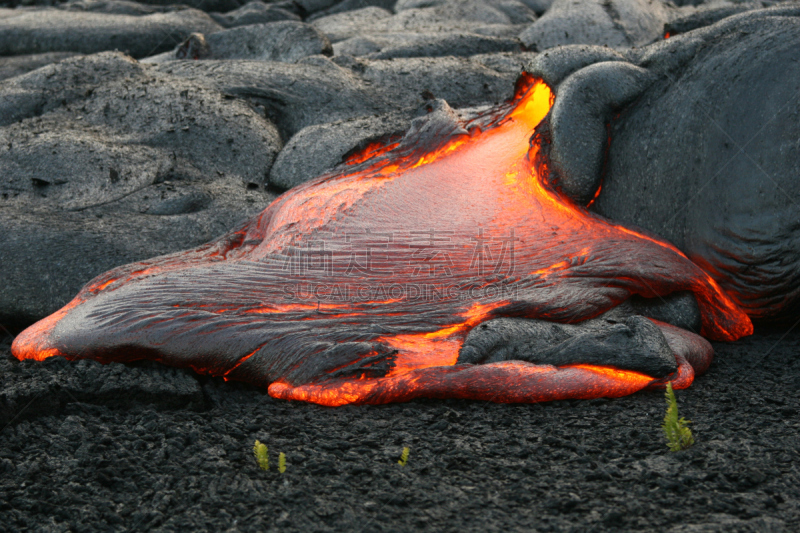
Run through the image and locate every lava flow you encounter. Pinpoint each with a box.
[12,73,752,406]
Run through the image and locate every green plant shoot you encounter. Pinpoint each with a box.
[662,382,694,451]
[398,447,410,467]
[279,452,286,473]
[254,440,269,470]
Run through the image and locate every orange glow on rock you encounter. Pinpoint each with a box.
[11,298,80,362]
[267,361,661,406]
[344,140,402,166]
[12,74,752,406]
[564,364,654,387]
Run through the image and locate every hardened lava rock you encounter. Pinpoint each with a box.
[532,6,800,320]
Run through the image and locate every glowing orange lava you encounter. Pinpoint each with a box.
[12,74,752,406]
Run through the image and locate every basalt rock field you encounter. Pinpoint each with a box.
[1,0,799,530]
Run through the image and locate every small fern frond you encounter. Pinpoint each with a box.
[398,447,410,467]
[253,440,269,470]
[662,382,694,451]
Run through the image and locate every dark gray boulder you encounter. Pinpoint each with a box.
[59,0,181,15]
[333,35,389,56]
[534,6,800,320]
[664,1,762,36]
[518,0,554,15]
[458,316,677,377]
[469,50,539,74]
[205,22,332,60]
[524,44,628,86]
[1,51,145,127]
[268,113,412,190]
[309,0,398,20]
[546,61,655,204]
[0,52,81,81]
[295,0,342,15]
[158,54,519,137]
[144,21,332,62]
[519,0,671,51]
[0,52,282,323]
[155,57,389,137]
[383,0,533,35]
[209,0,300,28]
[394,0,537,25]
[334,32,522,59]
[131,0,244,12]
[356,56,518,109]
[311,6,394,42]
[313,0,535,42]
[0,8,223,58]
[595,11,800,320]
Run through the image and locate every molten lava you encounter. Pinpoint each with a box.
[12,74,752,406]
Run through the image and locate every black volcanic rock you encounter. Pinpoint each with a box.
[469,49,539,74]
[546,60,655,204]
[459,316,678,377]
[309,0,397,20]
[334,31,522,59]
[0,52,281,323]
[519,0,554,15]
[144,21,332,62]
[134,0,244,12]
[157,54,518,137]
[355,55,517,108]
[313,0,535,43]
[664,1,759,36]
[523,43,627,87]
[59,0,182,15]
[1,51,146,127]
[2,328,800,530]
[204,21,332,60]
[1,1,800,529]
[529,6,800,320]
[0,354,204,427]
[155,57,390,137]
[0,51,81,81]
[0,7,222,58]
[519,0,671,51]
[153,51,518,191]
[311,5,393,42]
[595,9,800,320]
[208,0,300,28]
[394,0,537,25]
[268,113,411,190]
[295,0,342,15]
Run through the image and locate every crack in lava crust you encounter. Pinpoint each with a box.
[12,75,752,406]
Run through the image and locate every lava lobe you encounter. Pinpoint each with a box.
[12,74,752,406]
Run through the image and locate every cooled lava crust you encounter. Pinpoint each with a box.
[12,74,752,406]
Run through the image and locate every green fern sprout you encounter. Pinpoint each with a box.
[279,452,287,473]
[253,440,269,470]
[398,447,410,467]
[662,382,694,451]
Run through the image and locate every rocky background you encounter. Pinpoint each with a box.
[1,0,799,530]
[1,0,792,326]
